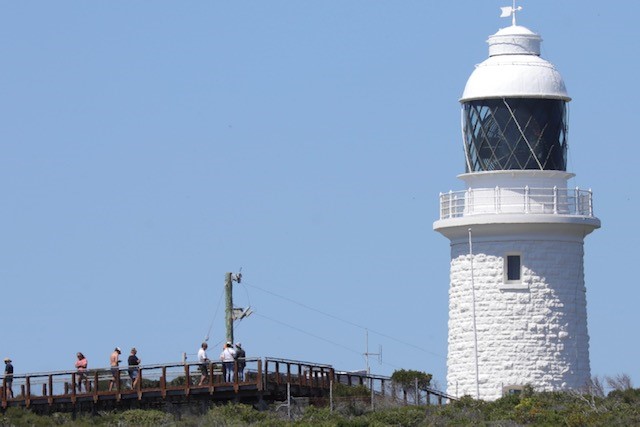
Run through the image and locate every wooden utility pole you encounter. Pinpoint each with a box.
[224,271,251,346]
[225,272,234,345]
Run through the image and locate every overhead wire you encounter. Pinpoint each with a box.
[254,312,362,357]
[243,281,445,360]
[204,287,225,342]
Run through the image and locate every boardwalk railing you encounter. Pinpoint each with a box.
[2,358,453,410]
[1,358,264,409]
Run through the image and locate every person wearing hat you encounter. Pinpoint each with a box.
[235,343,246,381]
[108,347,122,391]
[127,348,141,389]
[219,342,236,382]
[3,358,13,398]
[197,342,209,386]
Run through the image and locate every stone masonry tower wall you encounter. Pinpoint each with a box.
[447,236,590,399]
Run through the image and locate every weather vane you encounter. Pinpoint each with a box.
[500,0,523,26]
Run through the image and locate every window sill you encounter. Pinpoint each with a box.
[498,283,529,291]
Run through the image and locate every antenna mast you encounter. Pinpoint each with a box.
[363,329,382,375]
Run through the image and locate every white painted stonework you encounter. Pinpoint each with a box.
[447,237,590,401]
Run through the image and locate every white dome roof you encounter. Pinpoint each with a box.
[460,25,570,102]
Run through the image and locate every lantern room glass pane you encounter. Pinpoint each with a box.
[462,98,568,172]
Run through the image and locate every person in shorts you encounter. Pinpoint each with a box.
[4,358,13,399]
[108,347,121,391]
[127,348,141,389]
[197,342,209,386]
[75,353,88,392]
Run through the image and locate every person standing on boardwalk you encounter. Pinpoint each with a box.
[127,348,141,389]
[3,358,13,398]
[197,342,209,386]
[220,342,236,382]
[108,347,121,391]
[235,343,246,381]
[75,353,88,392]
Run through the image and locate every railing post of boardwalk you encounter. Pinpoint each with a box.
[275,361,280,385]
[25,377,31,408]
[48,375,53,405]
[137,368,143,400]
[184,364,191,396]
[116,370,122,402]
[233,361,239,393]
[2,376,6,408]
[329,368,335,389]
[71,372,77,403]
[161,366,167,398]
[211,363,217,392]
[257,359,263,391]
[93,371,99,403]
[589,189,594,216]
[553,186,558,214]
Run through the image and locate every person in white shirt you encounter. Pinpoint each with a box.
[219,342,236,382]
[197,342,209,386]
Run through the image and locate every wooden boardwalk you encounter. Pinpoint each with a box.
[1,357,453,414]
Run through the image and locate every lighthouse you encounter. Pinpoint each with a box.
[433,7,600,401]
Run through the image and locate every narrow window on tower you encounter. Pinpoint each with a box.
[505,254,522,283]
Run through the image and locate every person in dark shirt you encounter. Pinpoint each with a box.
[127,348,141,389]
[235,343,246,381]
[4,358,14,398]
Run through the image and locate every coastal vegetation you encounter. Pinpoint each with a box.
[2,374,637,426]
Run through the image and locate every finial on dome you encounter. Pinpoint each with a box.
[500,0,523,26]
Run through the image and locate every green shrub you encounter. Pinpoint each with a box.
[333,383,370,397]
[205,402,277,425]
[117,409,173,426]
[365,405,427,427]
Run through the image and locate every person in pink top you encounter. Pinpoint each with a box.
[75,352,88,392]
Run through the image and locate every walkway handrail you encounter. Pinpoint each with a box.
[2,358,454,409]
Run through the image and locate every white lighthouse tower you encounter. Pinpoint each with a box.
[434,7,600,401]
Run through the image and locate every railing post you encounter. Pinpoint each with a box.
[161,366,167,398]
[115,370,121,402]
[257,359,263,391]
[553,186,558,214]
[233,360,239,393]
[575,187,580,215]
[589,189,593,216]
[495,186,500,213]
[48,375,53,405]
[137,368,142,400]
[93,371,99,402]
[466,188,472,216]
[25,377,31,408]
[71,373,77,403]
[184,364,191,396]
[2,377,6,408]
[524,186,529,213]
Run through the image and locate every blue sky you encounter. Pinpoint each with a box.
[0,1,636,392]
